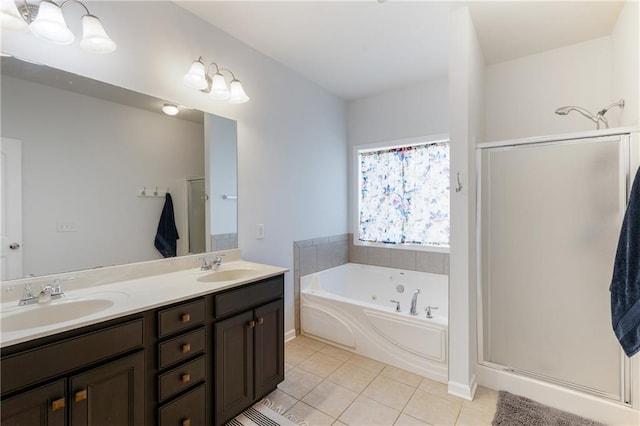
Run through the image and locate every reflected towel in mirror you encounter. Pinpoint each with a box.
[154,193,179,258]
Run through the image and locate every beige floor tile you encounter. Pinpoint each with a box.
[264,389,299,412]
[302,381,359,418]
[418,377,464,403]
[403,389,463,426]
[285,362,295,373]
[327,363,378,393]
[362,375,416,411]
[464,386,498,412]
[380,365,423,388]
[339,395,401,426]
[298,352,345,378]
[332,421,348,426]
[278,367,324,399]
[319,345,354,362]
[455,405,494,426]
[393,413,430,426]
[294,335,327,351]
[347,354,387,373]
[287,401,335,426]
[286,341,317,366]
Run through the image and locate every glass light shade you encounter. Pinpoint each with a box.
[162,104,179,116]
[209,73,230,100]
[1,0,29,32]
[29,1,74,45]
[80,15,116,54]
[183,59,208,90]
[228,79,249,104]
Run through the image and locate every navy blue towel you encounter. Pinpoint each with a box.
[611,167,640,357]
[154,193,179,258]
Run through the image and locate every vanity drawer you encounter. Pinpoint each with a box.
[158,355,206,402]
[214,276,284,319]
[159,383,206,426]
[158,299,206,338]
[158,327,206,369]
[2,319,143,395]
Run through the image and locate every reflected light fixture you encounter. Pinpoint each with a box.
[162,104,180,116]
[183,57,250,104]
[0,0,116,54]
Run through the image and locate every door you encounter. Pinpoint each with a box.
[1,138,22,280]
[1,380,66,426]
[254,299,284,398]
[215,310,254,425]
[187,178,206,254]
[69,351,145,426]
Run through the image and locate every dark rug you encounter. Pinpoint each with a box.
[492,391,605,426]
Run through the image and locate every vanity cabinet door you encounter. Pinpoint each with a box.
[1,380,66,426]
[69,351,144,426]
[214,310,254,425]
[254,299,284,398]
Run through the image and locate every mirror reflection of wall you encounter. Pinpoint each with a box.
[207,114,238,251]
[0,57,237,279]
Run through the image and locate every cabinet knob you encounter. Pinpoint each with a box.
[75,389,87,403]
[181,313,191,323]
[181,343,191,354]
[51,397,66,412]
[182,418,191,426]
[257,317,264,325]
[248,320,256,328]
[181,373,191,384]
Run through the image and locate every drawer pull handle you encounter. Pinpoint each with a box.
[51,397,65,412]
[181,373,191,384]
[182,418,191,426]
[75,389,87,403]
[182,343,191,354]
[257,317,264,325]
[181,313,191,323]
[248,320,256,328]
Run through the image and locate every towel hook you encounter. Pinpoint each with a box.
[154,186,159,196]
[142,186,147,196]
[455,172,463,192]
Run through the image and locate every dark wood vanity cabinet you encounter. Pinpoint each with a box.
[214,277,285,425]
[1,273,285,426]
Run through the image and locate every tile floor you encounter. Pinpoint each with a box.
[267,335,498,426]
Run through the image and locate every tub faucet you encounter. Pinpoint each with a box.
[410,289,421,316]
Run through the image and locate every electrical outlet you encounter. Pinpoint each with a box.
[256,224,265,239]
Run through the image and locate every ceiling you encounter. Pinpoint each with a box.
[178,1,625,101]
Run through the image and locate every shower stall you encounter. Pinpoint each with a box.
[476,129,639,410]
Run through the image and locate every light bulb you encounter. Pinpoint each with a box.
[228,79,249,104]
[1,0,29,32]
[29,0,74,45]
[80,14,116,54]
[210,73,230,100]
[183,59,208,90]
[162,104,179,116]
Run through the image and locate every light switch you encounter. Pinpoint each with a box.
[256,224,265,239]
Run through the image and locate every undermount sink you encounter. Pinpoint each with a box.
[197,268,258,283]
[1,299,115,333]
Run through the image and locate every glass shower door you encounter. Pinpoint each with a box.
[479,135,629,401]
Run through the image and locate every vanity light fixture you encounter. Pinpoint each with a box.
[161,104,180,116]
[183,57,250,104]
[0,0,116,54]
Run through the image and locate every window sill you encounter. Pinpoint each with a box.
[354,240,450,254]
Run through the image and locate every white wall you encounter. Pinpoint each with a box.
[448,6,484,400]
[485,36,614,141]
[1,1,348,335]
[612,0,640,127]
[1,75,203,276]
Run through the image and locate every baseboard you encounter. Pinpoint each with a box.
[448,374,477,401]
[476,364,640,425]
[284,328,297,343]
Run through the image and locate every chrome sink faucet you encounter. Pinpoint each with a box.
[410,289,421,316]
[213,255,224,269]
[198,254,224,271]
[19,278,71,305]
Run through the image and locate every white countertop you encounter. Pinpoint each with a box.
[0,259,287,348]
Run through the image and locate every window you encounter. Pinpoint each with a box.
[357,140,450,249]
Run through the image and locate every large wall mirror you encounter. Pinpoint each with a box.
[0,56,237,280]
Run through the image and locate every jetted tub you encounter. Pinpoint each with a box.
[300,263,448,383]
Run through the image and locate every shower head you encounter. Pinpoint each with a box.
[598,99,625,116]
[554,105,599,122]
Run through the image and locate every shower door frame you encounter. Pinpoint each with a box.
[475,127,640,410]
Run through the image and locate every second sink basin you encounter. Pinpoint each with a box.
[197,268,258,283]
[2,299,115,333]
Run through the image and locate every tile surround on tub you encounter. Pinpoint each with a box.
[292,234,449,334]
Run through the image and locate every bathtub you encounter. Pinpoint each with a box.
[300,263,448,383]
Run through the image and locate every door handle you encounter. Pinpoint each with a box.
[256,317,264,325]
[75,389,87,403]
[51,397,65,412]
[9,243,20,250]
[247,320,256,328]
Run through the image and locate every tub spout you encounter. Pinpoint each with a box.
[410,289,421,315]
